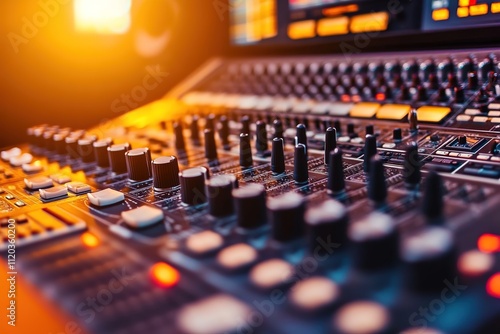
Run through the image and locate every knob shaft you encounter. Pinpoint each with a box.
[363,135,377,173]
[152,156,180,191]
[219,116,230,150]
[368,156,387,204]
[273,119,283,139]
[422,171,444,223]
[324,127,337,165]
[174,122,185,150]
[204,129,218,161]
[239,133,253,168]
[233,184,267,229]
[327,148,345,196]
[294,144,308,184]
[255,121,268,154]
[271,138,285,175]
[179,167,208,205]
[190,116,200,142]
[268,192,305,242]
[404,142,421,188]
[125,148,152,182]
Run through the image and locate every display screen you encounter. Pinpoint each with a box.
[422,0,500,30]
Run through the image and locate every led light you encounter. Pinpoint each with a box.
[81,232,100,248]
[150,262,180,288]
[486,273,500,298]
[478,234,500,253]
[74,0,132,34]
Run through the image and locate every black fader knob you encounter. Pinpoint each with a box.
[273,119,284,140]
[393,128,402,142]
[294,144,309,184]
[218,115,230,150]
[206,174,237,217]
[125,148,152,182]
[268,192,306,242]
[422,171,444,224]
[204,129,218,161]
[241,115,250,135]
[403,142,421,189]
[174,122,185,151]
[233,183,267,229]
[327,148,346,197]
[324,127,337,165]
[239,133,253,168]
[368,156,387,205]
[190,116,200,143]
[152,156,180,191]
[108,143,131,175]
[363,134,377,173]
[179,166,209,205]
[255,121,269,155]
[295,123,307,147]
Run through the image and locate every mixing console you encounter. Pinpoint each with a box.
[2,48,500,334]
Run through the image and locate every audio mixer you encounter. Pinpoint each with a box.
[3,1,500,334]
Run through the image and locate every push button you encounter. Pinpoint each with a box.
[121,205,164,228]
[87,188,124,206]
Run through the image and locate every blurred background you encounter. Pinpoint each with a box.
[0,0,229,147]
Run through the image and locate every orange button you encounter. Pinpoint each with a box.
[350,12,389,33]
[492,3,500,13]
[376,104,411,120]
[457,7,469,17]
[150,262,180,288]
[470,4,488,15]
[416,106,451,123]
[349,102,380,118]
[288,20,316,40]
[317,16,349,36]
[432,8,450,21]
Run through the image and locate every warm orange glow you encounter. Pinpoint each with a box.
[288,20,316,40]
[341,94,351,102]
[322,4,359,17]
[81,232,100,248]
[457,7,469,17]
[486,273,500,298]
[432,8,450,21]
[492,3,500,13]
[469,4,488,16]
[74,0,132,34]
[150,262,180,288]
[478,234,500,253]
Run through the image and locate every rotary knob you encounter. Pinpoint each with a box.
[206,174,237,217]
[152,156,180,191]
[179,167,209,205]
[107,143,131,175]
[232,183,267,229]
[268,192,305,242]
[93,139,113,168]
[125,148,152,182]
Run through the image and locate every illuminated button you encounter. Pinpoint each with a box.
[5,194,15,200]
[66,182,91,194]
[436,150,449,156]
[24,176,53,190]
[333,301,390,334]
[22,162,43,173]
[416,106,451,122]
[456,115,471,122]
[177,294,252,334]
[487,273,500,298]
[1,147,21,161]
[493,3,500,13]
[489,103,500,110]
[350,12,389,33]
[216,243,258,270]
[488,111,500,117]
[289,277,340,311]
[376,104,411,120]
[349,102,380,118]
[458,250,494,277]
[328,102,353,116]
[491,118,500,123]
[10,153,33,167]
[250,259,294,290]
[150,262,180,288]
[81,232,100,248]
[457,7,469,17]
[121,205,164,228]
[478,234,500,253]
[477,155,491,161]
[382,143,396,149]
[470,4,488,16]
[87,188,124,206]
[185,231,223,255]
[14,201,26,207]
[288,20,316,40]
[432,8,450,21]
[458,153,473,158]
[317,16,349,36]
[465,108,481,115]
[39,185,68,200]
[50,174,71,184]
[449,152,459,157]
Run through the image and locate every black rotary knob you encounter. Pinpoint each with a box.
[402,226,456,291]
[368,156,387,205]
[294,144,308,184]
[295,123,307,147]
[273,119,284,139]
[78,138,95,163]
[233,183,267,229]
[152,156,180,191]
[108,143,131,175]
[218,115,230,150]
[190,116,200,143]
[241,115,250,135]
[403,142,421,188]
[365,124,374,136]
[179,166,208,205]
[349,212,399,270]
[206,174,237,217]
[363,134,377,173]
[268,192,305,242]
[393,128,402,142]
[324,127,337,165]
[327,148,345,196]
[458,135,467,145]
[271,137,285,175]
[125,148,152,182]
[173,121,185,151]
[65,136,80,160]
[204,129,218,161]
[422,171,444,224]
[93,139,112,168]
[305,199,348,254]
[239,133,253,168]
[255,121,268,154]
